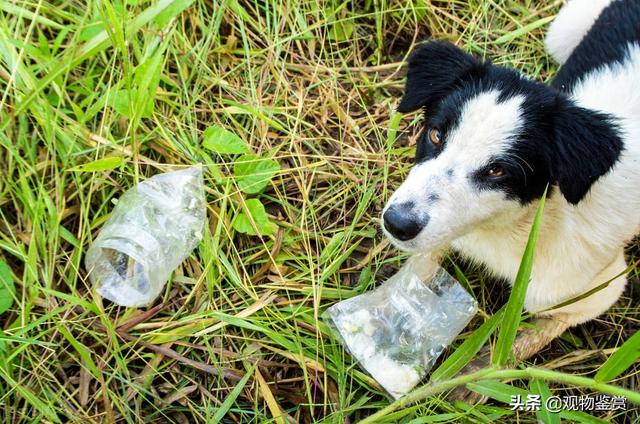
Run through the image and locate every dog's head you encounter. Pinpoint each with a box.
[382,41,623,252]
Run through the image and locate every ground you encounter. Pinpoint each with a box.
[0,0,638,423]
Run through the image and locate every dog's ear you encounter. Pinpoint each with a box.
[398,41,484,113]
[546,99,623,204]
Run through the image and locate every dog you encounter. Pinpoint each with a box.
[382,0,640,400]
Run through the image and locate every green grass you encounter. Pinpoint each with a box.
[0,0,639,422]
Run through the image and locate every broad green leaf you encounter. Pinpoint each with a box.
[109,89,153,118]
[71,157,124,172]
[154,0,195,27]
[109,89,132,117]
[595,330,640,382]
[233,154,280,194]
[132,45,166,118]
[79,20,106,41]
[0,259,15,314]
[493,187,547,366]
[530,379,560,424]
[233,199,275,236]
[203,126,249,154]
[431,307,504,381]
[328,20,354,41]
[211,365,255,423]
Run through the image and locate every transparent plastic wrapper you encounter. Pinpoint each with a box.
[85,166,206,307]
[325,258,477,399]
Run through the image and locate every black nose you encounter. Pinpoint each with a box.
[383,204,425,241]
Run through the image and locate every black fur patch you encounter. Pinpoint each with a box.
[398,41,485,114]
[552,0,640,92]
[545,98,623,204]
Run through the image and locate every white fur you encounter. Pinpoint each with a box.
[386,41,640,326]
[545,0,613,65]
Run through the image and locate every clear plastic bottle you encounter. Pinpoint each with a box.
[85,166,206,307]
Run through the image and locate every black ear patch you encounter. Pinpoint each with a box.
[397,41,485,113]
[546,99,623,204]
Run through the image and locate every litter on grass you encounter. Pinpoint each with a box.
[325,258,477,399]
[85,166,206,307]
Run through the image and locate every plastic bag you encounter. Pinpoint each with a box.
[325,258,477,399]
[85,166,206,307]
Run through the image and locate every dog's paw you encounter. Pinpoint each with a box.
[446,348,491,405]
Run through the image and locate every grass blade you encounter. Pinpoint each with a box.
[361,367,634,424]
[530,379,560,424]
[493,187,547,366]
[0,373,60,422]
[468,380,605,424]
[493,16,555,44]
[431,306,505,381]
[0,3,64,29]
[255,367,285,424]
[595,330,640,382]
[211,365,255,423]
[0,258,16,315]
[70,157,124,172]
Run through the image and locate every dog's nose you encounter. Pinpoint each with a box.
[383,204,425,241]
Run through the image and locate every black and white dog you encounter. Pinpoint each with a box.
[382,0,640,380]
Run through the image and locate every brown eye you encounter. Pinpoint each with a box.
[429,128,441,145]
[487,166,505,177]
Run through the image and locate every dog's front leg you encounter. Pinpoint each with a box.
[512,315,572,361]
[512,250,628,362]
[447,314,571,403]
[448,250,629,404]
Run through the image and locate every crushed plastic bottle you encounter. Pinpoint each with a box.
[325,257,477,399]
[85,166,206,307]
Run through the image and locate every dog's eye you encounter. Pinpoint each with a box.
[428,128,442,145]
[487,166,505,177]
